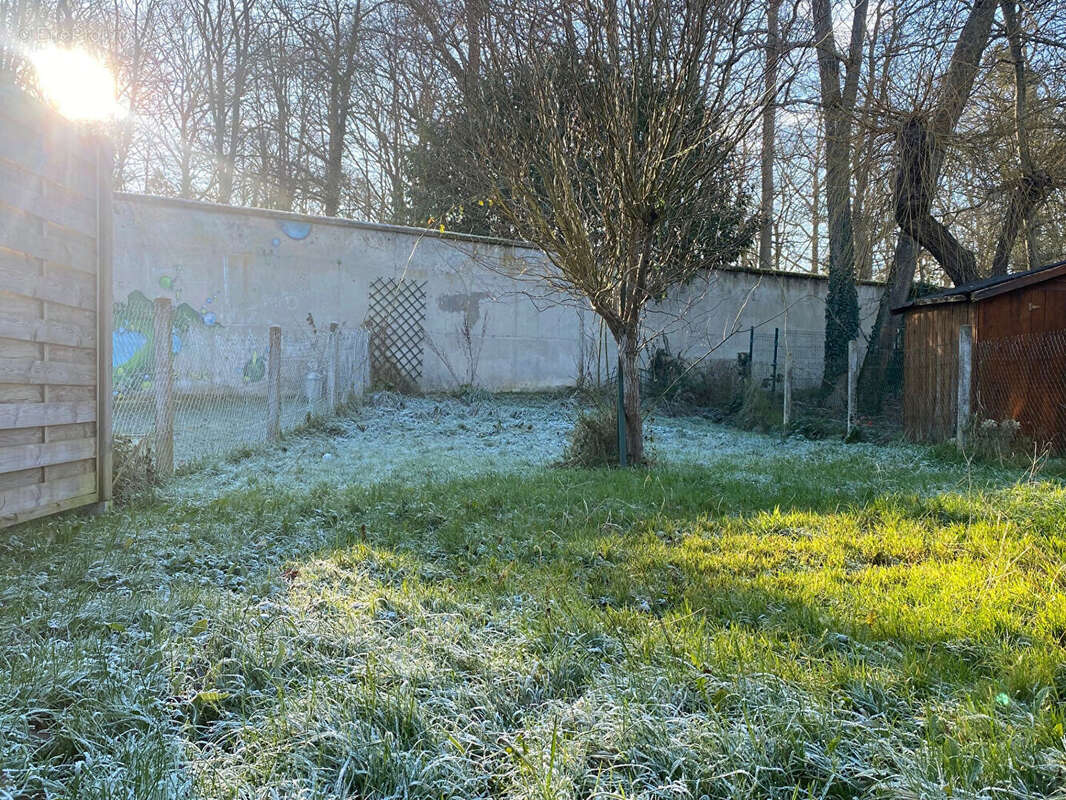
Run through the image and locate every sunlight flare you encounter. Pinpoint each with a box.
[27,44,126,122]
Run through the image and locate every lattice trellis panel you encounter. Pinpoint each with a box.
[364,277,428,390]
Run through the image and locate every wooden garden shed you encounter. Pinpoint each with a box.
[893,259,1066,450]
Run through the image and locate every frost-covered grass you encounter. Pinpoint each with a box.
[167,392,944,500]
[3,396,1066,798]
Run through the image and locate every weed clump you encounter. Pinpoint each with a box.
[560,403,619,467]
[112,434,158,503]
[942,416,1046,468]
[734,383,781,432]
[786,406,847,440]
[451,385,492,405]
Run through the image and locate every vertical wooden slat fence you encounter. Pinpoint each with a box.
[902,303,975,442]
[0,87,113,527]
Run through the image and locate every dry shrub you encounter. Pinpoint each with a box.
[112,434,158,503]
[734,383,781,432]
[966,417,1039,465]
[560,403,619,467]
[642,345,744,413]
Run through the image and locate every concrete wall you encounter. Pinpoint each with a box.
[112,194,882,392]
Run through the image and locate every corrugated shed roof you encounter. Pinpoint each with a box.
[892,258,1066,313]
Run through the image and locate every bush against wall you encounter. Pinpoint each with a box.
[641,344,746,415]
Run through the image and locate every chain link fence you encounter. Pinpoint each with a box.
[643,327,829,409]
[112,295,368,469]
[973,330,1066,454]
[640,326,903,439]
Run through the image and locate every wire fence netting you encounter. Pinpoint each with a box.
[973,330,1066,453]
[642,326,837,410]
[638,324,903,438]
[112,298,368,467]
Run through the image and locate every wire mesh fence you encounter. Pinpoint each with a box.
[112,296,368,468]
[900,319,1066,454]
[280,325,370,433]
[973,330,1066,453]
[642,326,830,407]
[639,325,901,438]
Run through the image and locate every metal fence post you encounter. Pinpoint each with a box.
[957,323,973,449]
[783,351,793,428]
[327,321,339,412]
[847,339,859,438]
[771,327,779,396]
[267,325,281,441]
[153,297,174,475]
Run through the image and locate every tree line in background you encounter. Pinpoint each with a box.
[2,0,1065,421]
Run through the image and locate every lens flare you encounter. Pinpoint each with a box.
[28,44,126,122]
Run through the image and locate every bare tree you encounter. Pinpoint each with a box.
[860,0,999,409]
[189,0,255,203]
[248,6,314,211]
[989,0,1055,275]
[758,0,783,273]
[153,9,210,198]
[811,0,866,387]
[280,0,375,216]
[110,0,160,189]
[446,0,762,462]
[892,0,998,286]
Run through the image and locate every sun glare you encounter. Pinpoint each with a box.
[28,45,126,122]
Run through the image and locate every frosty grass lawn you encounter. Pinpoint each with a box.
[3,394,1066,798]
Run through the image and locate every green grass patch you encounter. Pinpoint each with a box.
[2,446,1065,797]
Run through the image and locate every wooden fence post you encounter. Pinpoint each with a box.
[847,339,859,438]
[957,323,973,449]
[95,136,114,509]
[327,321,339,412]
[783,351,793,429]
[154,297,174,475]
[267,325,281,441]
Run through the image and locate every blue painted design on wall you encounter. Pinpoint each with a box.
[280,221,311,240]
[113,328,146,369]
[112,290,217,393]
[111,329,181,370]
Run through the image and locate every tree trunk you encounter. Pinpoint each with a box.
[812,0,864,388]
[1026,215,1042,269]
[324,80,348,216]
[822,126,860,388]
[811,144,820,274]
[990,0,1053,276]
[857,230,916,411]
[324,124,345,216]
[892,0,997,287]
[618,326,643,465]
[991,171,1054,275]
[892,119,978,286]
[758,0,781,272]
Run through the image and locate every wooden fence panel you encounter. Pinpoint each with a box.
[0,87,112,528]
[902,303,974,443]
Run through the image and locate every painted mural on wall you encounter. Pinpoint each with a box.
[113,290,270,395]
[153,264,221,327]
[112,218,322,395]
[112,290,215,393]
